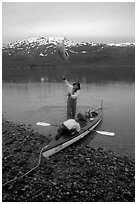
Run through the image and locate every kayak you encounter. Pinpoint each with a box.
[42,104,103,158]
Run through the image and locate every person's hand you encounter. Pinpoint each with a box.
[62,76,66,80]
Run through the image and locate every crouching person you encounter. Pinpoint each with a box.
[55,119,81,140]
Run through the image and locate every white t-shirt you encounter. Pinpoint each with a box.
[63,119,81,132]
[64,79,80,99]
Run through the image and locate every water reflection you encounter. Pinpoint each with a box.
[2,65,135,83]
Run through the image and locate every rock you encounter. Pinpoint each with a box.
[2,117,135,202]
[13,147,22,152]
[66,182,72,188]
[50,181,57,186]
[85,157,91,163]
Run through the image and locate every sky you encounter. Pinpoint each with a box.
[2,2,135,44]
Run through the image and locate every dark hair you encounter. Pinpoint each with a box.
[73,82,81,90]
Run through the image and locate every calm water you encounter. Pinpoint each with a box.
[2,82,135,158]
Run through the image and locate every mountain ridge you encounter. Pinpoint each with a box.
[3,36,135,49]
[2,36,135,68]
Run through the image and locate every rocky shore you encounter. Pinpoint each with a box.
[2,117,135,202]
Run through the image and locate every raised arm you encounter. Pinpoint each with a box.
[63,76,71,87]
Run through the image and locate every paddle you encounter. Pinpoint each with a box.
[95,130,115,136]
[36,122,115,136]
[36,122,59,127]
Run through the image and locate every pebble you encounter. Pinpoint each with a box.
[2,117,135,202]
[66,182,72,188]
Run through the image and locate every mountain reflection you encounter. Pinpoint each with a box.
[2,65,135,83]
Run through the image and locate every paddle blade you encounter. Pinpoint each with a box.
[36,122,51,127]
[96,130,115,136]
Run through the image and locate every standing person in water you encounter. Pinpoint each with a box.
[63,76,81,119]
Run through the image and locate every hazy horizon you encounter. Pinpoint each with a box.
[2,2,135,44]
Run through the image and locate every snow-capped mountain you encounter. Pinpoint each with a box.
[3,36,135,48]
[2,36,135,68]
[2,36,97,56]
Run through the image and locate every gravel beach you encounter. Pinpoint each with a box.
[2,117,135,202]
